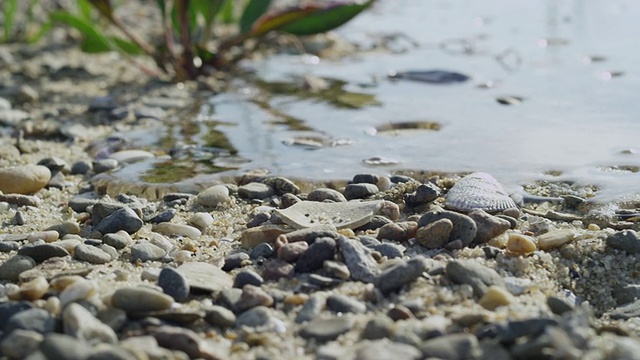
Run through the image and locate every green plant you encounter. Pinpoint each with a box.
[2,0,49,43]
[49,0,375,81]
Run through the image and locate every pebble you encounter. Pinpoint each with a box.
[74,243,112,264]
[93,158,119,173]
[338,236,380,283]
[308,274,342,287]
[506,233,537,255]
[537,229,577,250]
[238,182,275,199]
[416,218,454,249]
[46,221,81,237]
[263,176,300,195]
[196,185,230,207]
[59,279,97,308]
[153,222,201,238]
[405,183,440,206]
[295,294,326,323]
[18,243,69,263]
[0,240,20,252]
[70,160,92,175]
[356,339,421,360]
[26,230,60,243]
[418,209,477,246]
[307,188,347,202]
[157,267,190,302]
[236,306,277,328]
[0,329,43,359]
[111,287,174,313]
[40,333,94,360]
[326,293,367,314]
[295,237,337,273]
[94,207,143,234]
[177,261,233,292]
[63,303,118,344]
[343,183,379,199]
[0,109,29,125]
[5,307,56,334]
[0,255,36,281]
[68,192,100,212]
[147,208,176,223]
[606,230,640,253]
[546,296,574,315]
[222,252,251,271]
[468,210,511,244]
[188,212,214,230]
[419,333,480,360]
[262,259,295,281]
[11,276,49,301]
[362,317,395,339]
[240,224,289,249]
[282,225,339,244]
[0,193,41,207]
[479,285,515,310]
[0,164,51,194]
[446,260,505,297]
[376,256,431,294]
[130,241,166,262]
[204,305,237,328]
[102,230,132,249]
[135,106,166,119]
[300,316,354,342]
[233,270,264,288]
[324,260,351,280]
[237,284,274,311]
[278,240,309,262]
[250,242,275,259]
[377,221,418,242]
[247,211,271,228]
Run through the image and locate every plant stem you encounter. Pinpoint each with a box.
[177,0,196,79]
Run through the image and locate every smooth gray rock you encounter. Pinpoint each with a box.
[418,209,477,246]
[102,231,132,249]
[0,255,36,281]
[62,303,118,344]
[18,244,69,263]
[610,299,640,320]
[307,188,347,202]
[327,293,367,314]
[238,182,275,200]
[157,268,190,303]
[5,308,56,334]
[343,183,379,200]
[236,306,275,328]
[338,236,380,283]
[356,339,421,360]
[94,207,143,235]
[295,237,336,273]
[233,270,264,288]
[606,230,640,254]
[111,287,173,313]
[405,183,441,206]
[40,333,94,360]
[419,333,480,360]
[295,294,326,323]
[204,305,236,328]
[468,210,511,244]
[0,329,43,359]
[74,244,112,264]
[300,316,354,342]
[130,241,166,262]
[446,260,505,297]
[376,256,431,294]
[177,261,233,292]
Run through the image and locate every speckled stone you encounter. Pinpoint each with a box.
[376,256,432,294]
[418,210,477,246]
[606,230,640,254]
[338,236,380,283]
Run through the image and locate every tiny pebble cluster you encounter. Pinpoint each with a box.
[3,153,640,360]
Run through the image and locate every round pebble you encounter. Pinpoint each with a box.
[343,183,379,200]
[307,188,347,202]
[0,164,51,194]
[299,316,354,342]
[189,212,214,230]
[506,233,537,255]
[74,243,112,264]
[196,185,230,207]
[157,268,190,303]
[0,255,36,281]
[131,241,166,262]
[102,230,132,249]
[111,287,174,313]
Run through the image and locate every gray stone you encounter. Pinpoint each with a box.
[295,294,326,323]
[356,339,421,360]
[147,209,176,224]
[40,333,94,360]
[300,316,354,342]
[130,241,166,262]
[376,256,431,294]
[18,244,69,263]
[295,237,337,273]
[0,301,33,329]
[371,242,405,259]
[93,159,119,173]
[152,222,201,239]
[236,306,276,328]
[468,210,511,244]
[344,183,379,200]
[196,185,230,207]
[377,221,417,242]
[0,255,36,281]
[177,261,233,292]
[0,240,20,252]
[236,284,274,311]
[446,260,505,297]
[283,225,339,244]
[74,243,112,264]
[134,106,165,120]
[547,296,574,315]
[94,207,143,235]
[87,344,137,360]
[405,183,441,207]
[307,188,348,202]
[606,230,640,253]
[222,252,251,271]
[247,211,271,228]
[263,176,300,195]
[71,161,93,175]
[327,293,367,314]
[233,270,264,288]
[610,299,640,320]
[362,317,395,340]
[111,287,174,313]
[158,268,190,303]
[103,231,132,249]
[204,305,236,328]
[249,243,275,259]
[0,329,43,359]
[238,182,275,200]
[352,174,380,184]
[419,333,480,360]
[416,218,454,249]
[68,192,100,212]
[147,325,225,360]
[338,236,380,283]
[63,303,118,344]
[5,308,56,334]
[418,209,477,246]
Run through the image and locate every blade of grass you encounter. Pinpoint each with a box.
[3,0,18,42]
[280,0,375,36]
[239,0,272,34]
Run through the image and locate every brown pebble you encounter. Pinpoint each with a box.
[416,218,453,249]
[506,232,537,255]
[377,221,418,242]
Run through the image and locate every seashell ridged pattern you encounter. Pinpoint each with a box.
[444,172,517,213]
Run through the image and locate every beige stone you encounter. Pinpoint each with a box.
[537,229,577,250]
[479,285,514,310]
[0,164,50,194]
[506,233,537,255]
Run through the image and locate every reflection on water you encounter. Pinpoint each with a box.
[114,0,640,201]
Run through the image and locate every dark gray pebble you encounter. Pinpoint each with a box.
[222,252,251,272]
[446,260,505,297]
[247,211,271,228]
[376,256,431,294]
[356,215,394,231]
[0,240,20,252]
[5,308,56,334]
[352,174,379,184]
[68,192,100,213]
[94,207,143,235]
[284,225,339,244]
[238,182,275,200]
[371,242,405,259]
[295,294,325,323]
[70,161,92,175]
[40,333,94,360]
[74,243,112,264]
[419,333,479,360]
[343,183,379,200]
[235,306,276,328]
[606,230,640,254]
[0,255,36,281]
[405,183,440,206]
[390,175,415,183]
[362,317,395,340]
[338,236,380,283]
[299,316,354,342]
[89,96,118,111]
[130,241,166,262]
[18,244,69,263]
[158,268,190,303]
[327,293,367,314]
[249,243,275,259]
[233,270,264,288]
[547,296,574,315]
[468,210,511,244]
[204,305,236,328]
[295,237,336,273]
[92,159,119,173]
[0,301,34,329]
[263,176,300,195]
[307,188,347,202]
[102,232,132,250]
[147,209,176,224]
[418,210,477,246]
[479,318,558,342]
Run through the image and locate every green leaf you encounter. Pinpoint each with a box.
[280,0,374,35]
[77,0,93,20]
[248,5,318,37]
[219,0,236,24]
[50,11,113,53]
[3,0,18,41]
[239,0,272,33]
[109,36,144,55]
[88,0,114,21]
[191,0,224,24]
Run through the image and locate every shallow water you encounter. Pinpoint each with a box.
[119,0,640,201]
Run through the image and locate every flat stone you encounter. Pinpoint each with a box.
[39,333,94,360]
[204,305,236,328]
[5,308,56,334]
[0,194,41,207]
[282,225,339,244]
[356,339,421,360]
[307,188,347,202]
[102,230,132,249]
[0,164,51,194]
[152,222,201,238]
[419,333,480,360]
[109,150,154,163]
[130,241,166,262]
[238,182,275,200]
[74,244,112,264]
[343,183,379,200]
[338,236,380,283]
[158,267,190,303]
[94,207,143,235]
[377,221,418,242]
[236,284,274,311]
[0,255,36,281]
[111,287,174,313]
[376,256,432,294]
[277,200,385,230]
[300,316,354,342]
[62,303,117,344]
[537,229,578,250]
[240,224,289,249]
[177,261,233,292]
[18,244,69,263]
[418,209,477,246]
[446,260,505,297]
[326,293,367,314]
[295,294,326,323]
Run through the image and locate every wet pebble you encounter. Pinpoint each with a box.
[234,270,264,288]
[74,243,112,264]
[300,316,354,342]
[307,188,347,202]
[63,303,117,344]
[344,183,379,200]
[0,164,51,194]
[102,230,132,249]
[94,207,143,235]
[0,255,36,281]
[18,243,69,263]
[418,209,477,246]
[238,182,275,200]
[338,236,380,283]
[295,237,337,273]
[196,184,230,207]
[130,241,166,262]
[446,260,505,297]
[606,230,640,253]
[111,287,174,313]
[327,293,367,314]
[377,221,418,242]
[157,267,190,302]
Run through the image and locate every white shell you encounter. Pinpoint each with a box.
[444,172,517,213]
